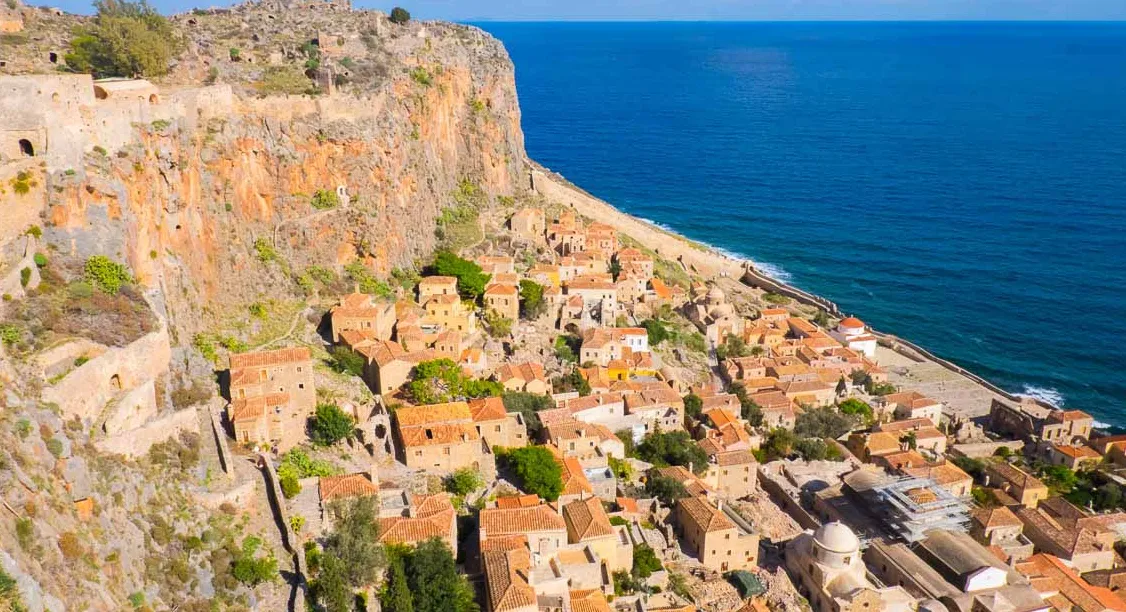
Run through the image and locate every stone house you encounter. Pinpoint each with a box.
[1015,497,1123,573]
[986,461,1049,508]
[546,420,623,462]
[510,207,546,240]
[1015,553,1126,612]
[877,391,944,426]
[484,282,520,321]
[970,506,1035,562]
[479,502,568,559]
[579,327,649,367]
[624,383,684,433]
[1048,443,1103,471]
[562,496,632,572]
[903,461,973,498]
[565,278,618,324]
[394,401,488,474]
[329,292,395,342]
[379,493,458,556]
[674,496,758,572]
[701,449,758,500]
[317,471,379,531]
[875,418,948,456]
[227,347,316,450]
[417,275,459,301]
[614,248,654,279]
[423,293,476,334]
[353,338,434,395]
[989,398,1094,445]
[468,396,528,448]
[496,362,550,394]
[477,255,516,275]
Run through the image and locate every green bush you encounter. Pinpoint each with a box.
[33,253,48,268]
[345,262,394,298]
[311,189,340,210]
[428,251,489,299]
[0,324,20,346]
[84,255,132,294]
[309,403,356,447]
[65,0,183,78]
[46,438,64,458]
[443,467,482,496]
[280,473,301,499]
[256,66,311,95]
[150,119,170,131]
[19,267,30,288]
[248,302,267,319]
[409,66,432,86]
[502,446,563,502]
[253,238,278,263]
[328,345,365,377]
[389,6,410,24]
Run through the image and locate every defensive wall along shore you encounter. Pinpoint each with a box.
[529,160,1052,419]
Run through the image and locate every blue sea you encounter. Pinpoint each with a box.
[477,22,1126,423]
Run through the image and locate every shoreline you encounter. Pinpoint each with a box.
[527,160,1065,420]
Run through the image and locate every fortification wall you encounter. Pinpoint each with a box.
[41,326,171,421]
[94,407,199,458]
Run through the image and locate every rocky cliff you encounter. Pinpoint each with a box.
[0,2,528,609]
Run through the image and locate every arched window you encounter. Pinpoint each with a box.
[18,139,34,157]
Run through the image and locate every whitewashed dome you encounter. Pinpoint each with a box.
[814,521,860,554]
[706,285,726,305]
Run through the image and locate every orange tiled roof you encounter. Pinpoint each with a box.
[570,589,612,612]
[319,473,378,503]
[972,506,1023,530]
[229,346,311,369]
[564,496,615,541]
[469,396,508,422]
[396,402,473,427]
[379,494,455,546]
[419,275,457,287]
[1016,553,1126,612]
[485,283,519,296]
[560,455,594,496]
[1053,444,1101,460]
[479,503,566,536]
[398,422,479,448]
[496,362,547,385]
[229,392,289,421]
[483,547,536,612]
[678,496,735,533]
[496,494,541,509]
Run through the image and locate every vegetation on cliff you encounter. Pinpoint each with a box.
[65,0,183,78]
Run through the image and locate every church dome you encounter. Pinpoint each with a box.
[814,521,860,554]
[838,317,865,331]
[706,285,725,305]
[709,303,735,319]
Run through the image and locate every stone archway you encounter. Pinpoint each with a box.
[18,139,34,157]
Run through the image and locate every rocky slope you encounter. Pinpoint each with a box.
[0,2,528,609]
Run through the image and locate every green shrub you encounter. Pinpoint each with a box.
[280,473,301,499]
[248,302,267,319]
[344,262,393,297]
[19,267,30,288]
[409,66,432,86]
[9,171,35,195]
[228,47,240,61]
[33,253,48,268]
[253,238,278,263]
[311,189,340,210]
[257,66,311,95]
[68,280,94,299]
[328,345,365,377]
[15,517,34,550]
[150,119,170,131]
[501,446,563,501]
[64,0,184,78]
[84,255,132,294]
[46,438,64,458]
[443,468,482,496]
[389,6,410,24]
[309,403,356,447]
[25,225,43,239]
[0,324,21,346]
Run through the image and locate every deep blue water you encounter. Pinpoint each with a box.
[477,21,1126,422]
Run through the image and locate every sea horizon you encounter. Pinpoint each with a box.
[480,20,1126,424]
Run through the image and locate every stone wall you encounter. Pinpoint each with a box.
[94,407,199,458]
[42,326,171,422]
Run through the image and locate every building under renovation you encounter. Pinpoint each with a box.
[843,468,972,543]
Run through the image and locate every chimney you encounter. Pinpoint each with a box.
[717,499,723,512]
[688,462,694,475]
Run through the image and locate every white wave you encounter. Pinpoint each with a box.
[1093,420,1113,430]
[637,217,749,262]
[1017,385,1065,408]
[754,260,794,283]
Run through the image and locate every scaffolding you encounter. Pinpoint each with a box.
[865,475,971,543]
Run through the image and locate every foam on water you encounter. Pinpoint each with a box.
[754,261,794,283]
[1018,385,1065,408]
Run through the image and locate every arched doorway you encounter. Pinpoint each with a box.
[18,139,33,157]
[110,374,121,390]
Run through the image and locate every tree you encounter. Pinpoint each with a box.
[323,496,386,589]
[640,319,670,347]
[1041,464,1078,494]
[65,0,182,78]
[503,446,563,501]
[553,334,581,363]
[683,393,703,421]
[838,398,873,422]
[899,432,917,450]
[409,358,502,404]
[444,468,482,497]
[645,474,688,506]
[632,544,663,579]
[715,335,750,361]
[314,555,354,612]
[231,536,278,586]
[483,309,513,338]
[381,556,414,612]
[730,383,763,427]
[429,251,490,299]
[84,255,132,294]
[794,406,856,440]
[635,431,708,474]
[793,438,843,462]
[406,539,478,612]
[519,280,546,318]
[389,6,411,24]
[615,429,636,457]
[760,428,797,462]
[329,345,365,377]
[502,391,553,439]
[551,367,590,396]
[309,403,356,446]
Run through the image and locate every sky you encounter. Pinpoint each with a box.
[44,0,1126,20]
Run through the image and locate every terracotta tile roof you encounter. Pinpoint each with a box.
[972,506,1024,530]
[362,339,409,366]
[560,455,594,496]
[496,362,547,385]
[424,293,460,306]
[496,494,541,509]
[580,327,647,349]
[419,275,457,287]
[396,402,472,427]
[558,393,625,414]
[876,417,938,431]
[1053,444,1102,460]
[479,504,566,537]
[1016,553,1126,612]
[882,390,940,410]
[564,496,615,541]
[379,494,455,547]
[1052,410,1094,423]
[713,449,756,467]
[229,392,289,421]
[399,422,480,448]
[319,473,378,503]
[482,548,536,612]
[469,396,508,422]
[989,461,1047,491]
[616,497,640,514]
[485,283,519,296]
[229,346,311,369]
[480,534,528,552]
[338,328,378,348]
[678,496,735,533]
[570,589,612,612]
[700,394,740,411]
[863,431,904,456]
[654,466,711,497]
[904,461,972,487]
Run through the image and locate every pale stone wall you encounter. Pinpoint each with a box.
[95,408,199,458]
[102,379,158,434]
[42,326,171,422]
